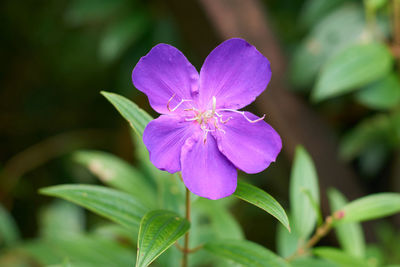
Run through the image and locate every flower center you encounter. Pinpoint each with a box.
[166,94,265,143]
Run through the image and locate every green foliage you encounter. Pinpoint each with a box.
[290,146,320,240]
[298,0,351,29]
[340,112,400,161]
[73,150,156,208]
[99,12,150,63]
[39,200,85,240]
[0,204,20,247]
[195,199,244,240]
[204,239,289,267]
[339,193,400,223]
[313,247,370,267]
[276,219,300,258]
[136,210,189,267]
[102,91,152,137]
[290,4,365,88]
[312,42,393,101]
[233,180,290,232]
[40,185,148,230]
[356,73,400,110]
[328,188,366,258]
[291,257,339,267]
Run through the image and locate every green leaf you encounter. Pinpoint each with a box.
[101,91,152,137]
[233,181,290,232]
[204,239,289,267]
[99,13,150,63]
[39,200,84,240]
[338,193,400,223]
[40,184,148,230]
[195,198,244,240]
[0,204,20,247]
[356,73,400,110]
[290,5,365,88]
[313,247,369,267]
[136,210,190,267]
[312,42,393,101]
[276,217,300,258]
[20,235,135,266]
[290,146,320,239]
[339,112,400,160]
[327,188,366,258]
[291,257,339,267]
[73,150,156,208]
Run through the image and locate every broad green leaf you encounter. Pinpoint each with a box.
[356,73,400,110]
[313,247,369,267]
[327,188,365,258]
[276,218,300,258]
[204,239,289,267]
[101,91,152,137]
[40,185,148,230]
[0,204,20,247]
[233,181,290,232]
[290,146,320,239]
[39,200,84,240]
[73,150,156,208]
[290,4,365,88]
[312,42,393,101]
[338,193,400,223]
[340,112,400,160]
[195,198,244,240]
[136,210,190,267]
[291,257,339,267]
[99,12,149,63]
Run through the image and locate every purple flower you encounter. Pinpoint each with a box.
[132,38,282,200]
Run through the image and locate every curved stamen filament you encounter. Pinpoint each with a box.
[217,108,265,123]
[167,93,192,112]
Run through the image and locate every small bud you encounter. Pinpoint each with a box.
[334,210,345,220]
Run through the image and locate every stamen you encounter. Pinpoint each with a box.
[213,119,225,134]
[185,117,198,122]
[220,116,232,124]
[167,93,192,112]
[211,96,216,115]
[217,108,266,123]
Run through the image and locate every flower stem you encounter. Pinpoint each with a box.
[182,188,191,267]
[286,216,334,261]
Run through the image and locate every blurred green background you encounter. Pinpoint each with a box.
[1,0,400,265]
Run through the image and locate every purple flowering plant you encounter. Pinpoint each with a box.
[132,38,282,200]
[37,37,400,267]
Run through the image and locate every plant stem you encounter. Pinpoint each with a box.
[286,216,334,261]
[182,188,191,267]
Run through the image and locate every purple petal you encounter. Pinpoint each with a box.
[180,132,237,200]
[132,44,199,114]
[143,115,195,173]
[198,38,271,109]
[212,111,282,174]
